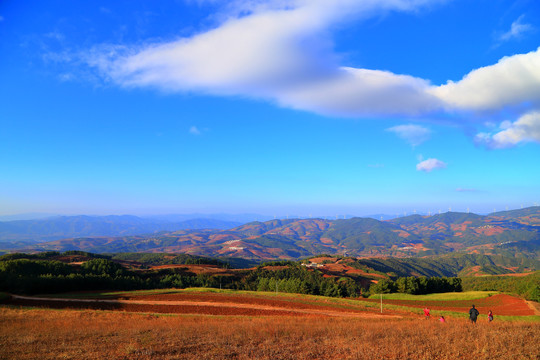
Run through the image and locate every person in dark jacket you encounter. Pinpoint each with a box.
[469,304,479,323]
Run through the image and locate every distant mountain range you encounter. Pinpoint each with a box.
[0,215,242,244]
[14,207,540,260]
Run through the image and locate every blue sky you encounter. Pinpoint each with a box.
[1,0,539,217]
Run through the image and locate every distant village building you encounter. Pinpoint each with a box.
[301,263,323,268]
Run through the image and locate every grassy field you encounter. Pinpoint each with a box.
[369,291,499,301]
[0,306,538,359]
[2,289,540,358]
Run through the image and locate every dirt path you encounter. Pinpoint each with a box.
[9,294,401,319]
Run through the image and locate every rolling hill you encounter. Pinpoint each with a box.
[17,207,540,260]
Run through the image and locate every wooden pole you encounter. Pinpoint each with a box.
[380,293,383,313]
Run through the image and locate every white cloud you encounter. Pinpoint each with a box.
[499,15,534,42]
[189,125,202,135]
[416,158,446,172]
[429,47,540,111]
[86,0,445,116]
[75,1,540,148]
[278,68,441,117]
[386,124,431,146]
[475,111,540,149]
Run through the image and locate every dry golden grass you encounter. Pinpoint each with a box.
[0,306,538,360]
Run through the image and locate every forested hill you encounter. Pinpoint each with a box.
[489,206,540,226]
[1,251,538,301]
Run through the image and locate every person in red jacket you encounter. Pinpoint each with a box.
[488,310,493,322]
[423,307,430,319]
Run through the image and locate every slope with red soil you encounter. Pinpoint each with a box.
[363,294,533,316]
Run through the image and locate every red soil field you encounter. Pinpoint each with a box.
[363,294,534,316]
[5,291,536,320]
[6,292,400,319]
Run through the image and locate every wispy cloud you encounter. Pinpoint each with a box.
[456,188,478,192]
[99,7,112,14]
[67,1,540,148]
[189,126,202,135]
[386,124,431,146]
[499,15,534,42]
[416,158,446,173]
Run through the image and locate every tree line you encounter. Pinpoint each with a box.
[461,271,540,302]
[368,276,462,295]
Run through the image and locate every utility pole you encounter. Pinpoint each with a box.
[380,293,383,313]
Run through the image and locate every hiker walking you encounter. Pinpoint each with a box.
[487,310,493,322]
[469,304,479,324]
[423,307,430,319]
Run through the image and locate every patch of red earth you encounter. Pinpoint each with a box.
[433,223,449,231]
[7,292,399,318]
[319,263,386,280]
[111,293,346,311]
[319,238,334,244]
[363,294,533,316]
[392,230,411,238]
[451,221,471,233]
[208,234,240,243]
[466,244,497,253]
[8,299,308,317]
[444,242,466,250]
[344,268,387,279]
[263,248,285,257]
[493,272,535,277]
[464,265,484,277]
[474,226,505,236]
[150,264,188,270]
[505,266,519,271]
[321,263,344,271]
[149,265,231,275]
